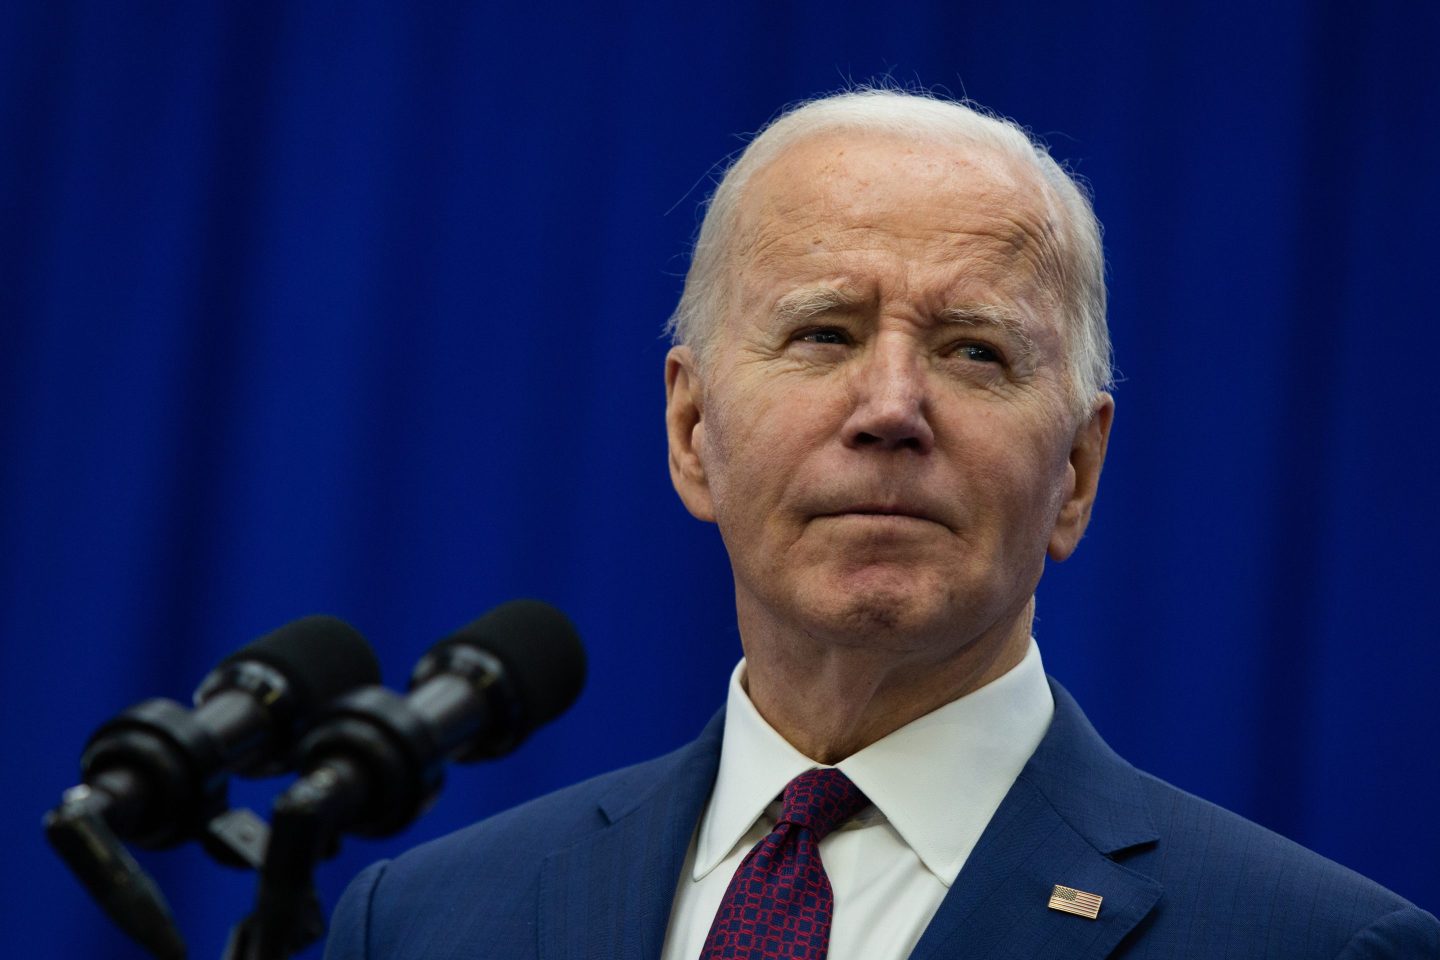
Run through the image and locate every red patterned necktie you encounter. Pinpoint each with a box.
[699,768,870,960]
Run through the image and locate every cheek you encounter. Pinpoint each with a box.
[952,415,1069,529]
[1003,439,1075,546]
[705,430,789,518]
[698,397,757,517]
[701,388,820,520]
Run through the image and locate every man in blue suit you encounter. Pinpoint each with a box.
[325,90,1438,959]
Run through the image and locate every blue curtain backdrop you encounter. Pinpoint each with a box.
[3,2,1437,957]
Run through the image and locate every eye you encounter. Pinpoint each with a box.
[796,327,852,346]
[956,342,1004,364]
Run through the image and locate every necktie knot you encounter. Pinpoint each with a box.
[778,768,869,842]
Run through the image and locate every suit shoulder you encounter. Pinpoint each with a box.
[1122,769,1439,956]
[1033,684,1437,956]
[1131,767,1394,894]
[379,725,718,893]
[326,733,719,959]
[395,742,697,875]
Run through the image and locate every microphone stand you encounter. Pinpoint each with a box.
[222,760,366,960]
[46,783,273,960]
[45,785,187,960]
[50,754,361,960]
[224,678,473,959]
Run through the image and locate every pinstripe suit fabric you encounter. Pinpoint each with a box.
[324,682,1439,960]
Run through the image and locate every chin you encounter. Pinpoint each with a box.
[800,574,957,648]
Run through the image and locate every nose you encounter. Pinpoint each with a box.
[840,336,935,453]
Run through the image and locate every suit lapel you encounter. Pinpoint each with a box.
[908,681,1163,960]
[537,713,723,960]
[906,779,1161,960]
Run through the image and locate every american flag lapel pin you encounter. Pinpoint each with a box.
[1048,884,1103,919]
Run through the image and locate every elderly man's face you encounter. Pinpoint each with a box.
[666,132,1111,660]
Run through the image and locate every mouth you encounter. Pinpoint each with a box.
[818,504,945,527]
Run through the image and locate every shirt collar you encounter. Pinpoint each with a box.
[693,639,1054,886]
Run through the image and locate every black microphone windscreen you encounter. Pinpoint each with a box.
[220,615,381,711]
[439,600,586,732]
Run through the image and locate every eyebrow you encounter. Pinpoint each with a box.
[938,303,1037,360]
[770,285,868,326]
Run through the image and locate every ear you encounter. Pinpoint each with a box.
[665,346,716,522]
[1047,393,1114,561]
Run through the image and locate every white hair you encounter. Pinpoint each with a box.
[665,88,1113,406]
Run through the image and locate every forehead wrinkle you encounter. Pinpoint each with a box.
[726,134,1069,352]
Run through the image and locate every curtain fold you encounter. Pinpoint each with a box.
[3,3,1436,956]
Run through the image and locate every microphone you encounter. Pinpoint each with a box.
[55,615,381,848]
[283,599,585,837]
[46,615,381,959]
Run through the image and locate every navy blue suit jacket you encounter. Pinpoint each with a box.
[323,681,1438,959]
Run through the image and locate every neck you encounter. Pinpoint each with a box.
[739,599,1033,764]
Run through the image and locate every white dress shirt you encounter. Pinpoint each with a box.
[660,640,1054,960]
